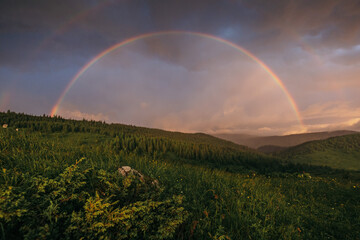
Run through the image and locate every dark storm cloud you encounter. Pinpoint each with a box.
[2,0,359,45]
[120,0,360,52]
[244,0,360,49]
[0,0,98,32]
[2,0,359,63]
[0,0,108,65]
[146,0,254,32]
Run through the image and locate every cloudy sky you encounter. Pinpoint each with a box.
[1,0,360,135]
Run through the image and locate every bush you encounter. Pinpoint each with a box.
[0,159,188,240]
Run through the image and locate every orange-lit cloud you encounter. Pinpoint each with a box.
[301,102,360,132]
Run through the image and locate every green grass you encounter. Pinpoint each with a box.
[278,134,360,171]
[1,112,360,239]
[285,150,360,171]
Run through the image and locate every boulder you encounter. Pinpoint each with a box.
[117,166,159,188]
[118,166,144,182]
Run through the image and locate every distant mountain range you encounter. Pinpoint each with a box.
[213,130,358,150]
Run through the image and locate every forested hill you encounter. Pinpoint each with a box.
[0,111,249,151]
[278,134,360,171]
[0,111,336,174]
[1,111,287,173]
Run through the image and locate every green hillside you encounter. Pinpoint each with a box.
[0,111,287,173]
[1,111,359,239]
[0,111,249,151]
[278,134,360,171]
[214,130,358,149]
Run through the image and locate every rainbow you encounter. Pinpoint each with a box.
[50,31,304,128]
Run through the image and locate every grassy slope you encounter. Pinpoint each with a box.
[1,112,284,175]
[1,112,360,239]
[278,134,360,171]
[1,128,359,239]
[0,111,251,152]
[214,130,358,149]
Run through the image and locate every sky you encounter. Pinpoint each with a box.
[1,0,360,135]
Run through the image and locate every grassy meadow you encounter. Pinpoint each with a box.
[0,112,359,239]
[278,134,360,171]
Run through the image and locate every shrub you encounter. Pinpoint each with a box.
[0,159,188,240]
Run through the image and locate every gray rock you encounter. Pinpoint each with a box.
[117,166,159,188]
[118,166,144,182]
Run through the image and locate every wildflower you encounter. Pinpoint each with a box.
[203,210,209,217]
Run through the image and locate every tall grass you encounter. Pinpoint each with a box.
[0,128,359,239]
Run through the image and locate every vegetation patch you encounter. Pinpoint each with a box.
[0,111,359,239]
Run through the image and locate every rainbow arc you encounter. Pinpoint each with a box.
[50,31,304,129]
